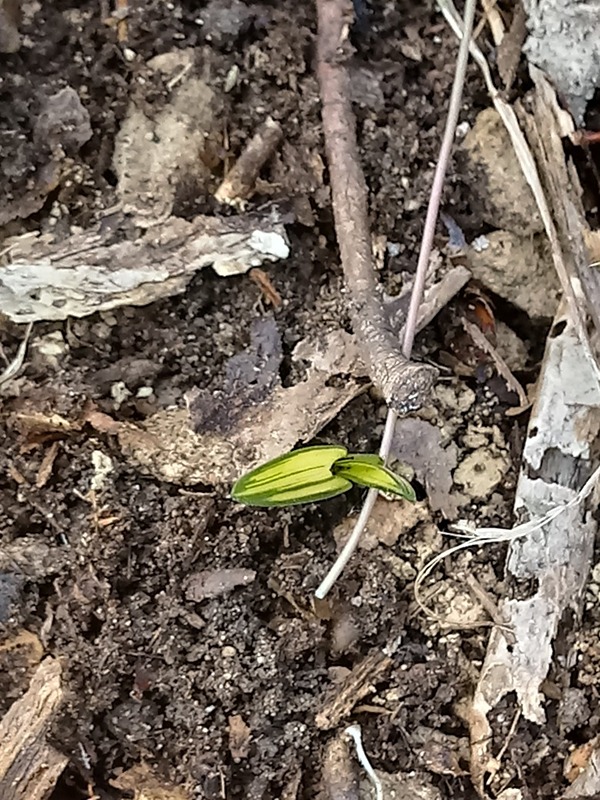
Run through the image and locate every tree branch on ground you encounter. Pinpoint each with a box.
[315,0,437,415]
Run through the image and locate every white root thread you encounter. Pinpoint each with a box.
[345,724,383,800]
[414,462,600,621]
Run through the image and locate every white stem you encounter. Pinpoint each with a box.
[345,724,383,800]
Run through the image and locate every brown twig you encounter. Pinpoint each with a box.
[461,316,528,406]
[315,0,437,415]
[315,0,477,599]
[321,733,360,800]
[315,651,392,730]
[215,117,283,208]
[249,267,282,308]
[571,129,600,146]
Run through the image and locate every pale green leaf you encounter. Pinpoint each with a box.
[232,445,350,507]
[332,455,416,501]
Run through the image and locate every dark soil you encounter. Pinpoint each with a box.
[1,2,597,799]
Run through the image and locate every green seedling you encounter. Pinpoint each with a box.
[231,445,416,507]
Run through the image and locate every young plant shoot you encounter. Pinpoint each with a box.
[231,445,415,507]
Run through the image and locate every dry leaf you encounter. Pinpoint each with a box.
[111,764,190,800]
[228,715,252,761]
[36,441,60,488]
[119,328,365,485]
[391,419,460,518]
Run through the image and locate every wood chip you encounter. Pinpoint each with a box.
[35,440,60,488]
[0,658,67,800]
[228,714,252,761]
[321,733,360,800]
[563,741,600,796]
[115,0,128,42]
[249,267,282,308]
[281,767,302,800]
[83,408,122,434]
[497,2,526,90]
[461,316,528,406]
[2,210,290,323]
[215,117,283,208]
[315,651,392,730]
[110,764,191,800]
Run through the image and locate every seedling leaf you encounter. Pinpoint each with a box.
[231,445,351,507]
[333,455,416,501]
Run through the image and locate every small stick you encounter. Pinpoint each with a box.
[249,267,282,308]
[315,0,477,599]
[465,573,513,635]
[322,733,360,800]
[494,707,521,767]
[0,321,33,388]
[215,117,283,208]
[461,316,528,406]
[316,651,392,730]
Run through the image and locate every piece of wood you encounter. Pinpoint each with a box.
[468,303,600,792]
[0,209,290,323]
[497,2,526,90]
[115,0,128,42]
[110,763,191,799]
[562,746,600,798]
[461,317,528,406]
[385,264,471,338]
[316,651,392,730]
[215,117,283,208]
[0,657,67,800]
[321,733,360,800]
[519,67,600,336]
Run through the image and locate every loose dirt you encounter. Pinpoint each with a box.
[1,2,598,799]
